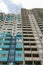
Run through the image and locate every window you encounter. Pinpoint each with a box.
[24,48,30,51]
[31,48,37,51]
[2,54,8,57]
[7,29,12,30]
[34,61,41,65]
[25,61,32,64]
[0,14,3,21]
[24,43,30,45]
[30,43,36,46]
[6,15,14,21]
[30,39,35,41]
[25,54,31,57]
[23,35,28,37]
[23,27,31,28]
[16,48,22,50]
[23,32,27,34]
[23,29,32,31]
[29,35,34,37]
[16,54,22,56]
[2,48,9,50]
[23,39,29,41]
[32,54,39,57]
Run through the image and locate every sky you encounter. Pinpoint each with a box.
[0,0,43,14]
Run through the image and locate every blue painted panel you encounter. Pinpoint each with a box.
[0,51,9,54]
[16,41,23,43]
[17,32,22,35]
[0,57,7,61]
[0,32,7,35]
[16,37,22,39]
[0,40,11,43]
[4,41,11,43]
[16,45,23,48]
[0,45,10,48]
[0,33,11,36]
[15,57,23,61]
[0,36,4,38]
[0,40,4,43]
[5,37,11,39]
[15,51,23,54]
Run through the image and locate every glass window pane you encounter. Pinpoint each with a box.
[6,15,14,21]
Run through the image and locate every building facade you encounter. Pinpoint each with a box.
[0,8,43,65]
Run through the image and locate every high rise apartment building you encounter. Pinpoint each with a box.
[0,8,43,65]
